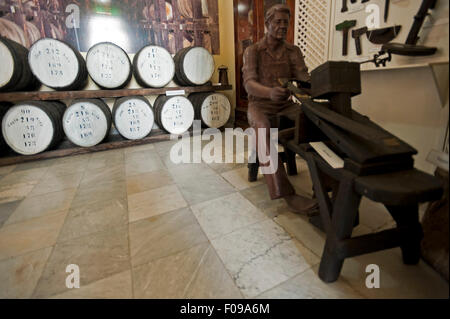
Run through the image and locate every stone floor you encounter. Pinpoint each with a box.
[0,137,448,299]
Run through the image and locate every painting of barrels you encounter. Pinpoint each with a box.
[0,0,220,54]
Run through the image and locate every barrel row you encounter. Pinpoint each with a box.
[0,36,215,92]
[0,93,231,155]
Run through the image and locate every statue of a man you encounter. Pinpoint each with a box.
[243,4,317,214]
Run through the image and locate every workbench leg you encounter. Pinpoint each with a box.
[318,177,361,283]
[386,205,423,265]
[285,147,298,176]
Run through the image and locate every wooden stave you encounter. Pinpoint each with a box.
[173,46,215,87]
[112,95,154,140]
[173,47,192,86]
[86,42,133,90]
[188,92,231,128]
[1,100,65,155]
[63,98,112,147]
[28,38,88,91]
[132,45,175,88]
[0,102,13,153]
[0,36,40,92]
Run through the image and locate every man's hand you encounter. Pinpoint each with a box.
[270,87,290,102]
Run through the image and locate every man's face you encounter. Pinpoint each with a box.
[266,11,290,41]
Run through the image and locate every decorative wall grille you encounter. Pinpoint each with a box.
[294,0,331,72]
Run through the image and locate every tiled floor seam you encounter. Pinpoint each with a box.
[251,266,314,299]
[1,208,69,231]
[181,245,211,298]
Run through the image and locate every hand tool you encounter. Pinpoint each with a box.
[352,27,368,55]
[336,20,357,56]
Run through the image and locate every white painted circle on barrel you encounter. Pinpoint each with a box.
[0,41,14,88]
[28,39,79,88]
[160,96,194,135]
[136,46,175,87]
[87,43,131,89]
[114,98,154,140]
[63,101,109,147]
[200,93,231,128]
[2,104,54,155]
[183,47,214,85]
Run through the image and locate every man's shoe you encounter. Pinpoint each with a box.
[284,194,319,217]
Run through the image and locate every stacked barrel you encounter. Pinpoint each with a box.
[0,37,231,156]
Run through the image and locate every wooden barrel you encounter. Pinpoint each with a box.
[86,42,132,90]
[0,36,40,92]
[153,95,194,135]
[28,38,88,91]
[0,102,13,153]
[63,99,112,148]
[133,45,175,88]
[188,92,231,128]
[173,46,215,86]
[1,100,66,155]
[112,96,155,140]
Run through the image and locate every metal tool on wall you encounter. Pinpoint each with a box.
[382,0,438,56]
[366,25,401,44]
[352,27,368,55]
[336,20,357,56]
[341,0,349,12]
[384,0,390,22]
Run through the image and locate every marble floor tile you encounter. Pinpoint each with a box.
[129,207,208,267]
[0,181,37,204]
[257,265,364,299]
[126,170,174,196]
[125,150,165,176]
[0,200,22,228]
[358,198,394,231]
[79,164,126,188]
[185,246,243,299]
[50,270,133,299]
[211,219,316,298]
[273,211,326,257]
[12,159,55,172]
[0,247,53,299]
[32,225,130,299]
[153,139,178,156]
[240,184,291,219]
[0,167,49,187]
[0,211,67,261]
[133,243,242,299]
[58,198,128,242]
[87,150,124,171]
[5,188,76,225]
[167,163,216,184]
[123,143,155,155]
[176,174,235,206]
[221,167,264,191]
[340,248,449,299]
[44,155,91,178]
[191,192,267,240]
[207,161,246,174]
[28,172,84,197]
[71,180,127,209]
[0,165,16,175]
[128,184,187,222]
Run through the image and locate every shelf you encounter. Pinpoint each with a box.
[0,130,175,167]
[0,85,233,102]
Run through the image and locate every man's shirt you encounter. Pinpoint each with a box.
[243,36,310,114]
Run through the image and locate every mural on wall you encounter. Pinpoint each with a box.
[0,0,220,54]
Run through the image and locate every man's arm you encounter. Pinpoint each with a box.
[242,46,290,102]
